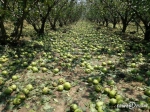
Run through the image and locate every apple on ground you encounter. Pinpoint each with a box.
[101,68,107,73]
[31,62,37,66]
[23,88,29,95]
[70,104,78,111]
[144,89,150,97]
[104,87,111,94]
[32,67,39,72]
[74,108,83,112]
[64,82,71,90]
[95,101,104,109]
[17,93,26,100]
[107,80,115,86]
[26,84,33,91]
[94,85,102,92]
[13,98,21,105]
[12,75,19,80]
[53,68,59,73]
[108,90,117,98]
[87,77,93,83]
[58,78,66,85]
[4,87,13,94]
[2,70,8,76]
[42,87,49,94]
[27,65,32,70]
[92,79,99,85]
[11,84,17,90]
[57,85,64,91]
[42,67,48,72]
[109,98,117,105]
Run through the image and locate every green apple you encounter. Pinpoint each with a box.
[42,67,48,72]
[11,84,17,90]
[136,75,143,81]
[97,107,104,112]
[23,88,29,95]
[27,65,32,70]
[109,98,117,105]
[95,101,104,109]
[42,87,49,94]
[138,101,148,109]
[57,85,64,91]
[40,62,45,67]
[131,63,136,68]
[107,61,112,65]
[74,108,83,112]
[17,93,26,100]
[70,104,78,111]
[101,68,107,73]
[87,77,93,83]
[31,62,37,66]
[92,79,99,85]
[53,68,59,73]
[102,62,107,66]
[104,87,111,94]
[23,62,28,67]
[2,70,8,75]
[144,89,150,97]
[85,69,91,73]
[52,82,58,87]
[107,80,115,86]
[26,84,33,91]
[4,87,13,94]
[32,67,38,72]
[13,98,21,105]
[12,75,19,80]
[94,85,102,92]
[108,90,117,98]
[64,82,71,90]
[58,78,66,85]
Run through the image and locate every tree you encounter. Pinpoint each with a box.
[0,0,8,45]
[129,0,150,41]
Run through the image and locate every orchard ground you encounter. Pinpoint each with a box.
[0,20,150,112]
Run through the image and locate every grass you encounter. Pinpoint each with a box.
[0,20,150,112]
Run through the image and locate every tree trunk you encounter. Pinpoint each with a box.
[59,20,63,27]
[104,18,108,27]
[0,0,8,45]
[38,17,46,35]
[0,18,7,45]
[122,20,127,33]
[113,18,117,28]
[144,25,150,41]
[11,0,27,42]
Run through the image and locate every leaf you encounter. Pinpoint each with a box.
[53,98,58,103]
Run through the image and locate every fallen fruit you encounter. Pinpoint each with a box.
[13,98,21,105]
[64,82,71,90]
[108,90,117,98]
[57,85,64,91]
[70,104,78,111]
[26,84,33,91]
[42,87,49,94]
[93,79,99,85]
[109,98,117,105]
[4,87,13,94]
